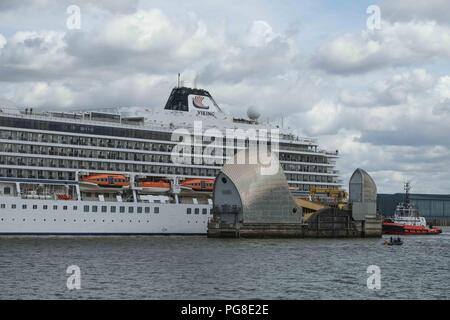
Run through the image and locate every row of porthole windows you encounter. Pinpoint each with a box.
[83,205,159,214]
[0,218,205,224]
[186,208,210,215]
[0,203,159,214]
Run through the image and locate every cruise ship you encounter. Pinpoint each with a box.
[0,86,341,235]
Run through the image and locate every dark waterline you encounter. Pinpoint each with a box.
[1,228,449,299]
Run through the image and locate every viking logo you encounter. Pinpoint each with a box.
[192,96,209,109]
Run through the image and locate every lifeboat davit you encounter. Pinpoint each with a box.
[137,180,171,193]
[79,174,130,192]
[180,178,215,192]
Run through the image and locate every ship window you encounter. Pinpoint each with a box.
[110,206,116,213]
[102,206,107,213]
[22,204,27,209]
[145,207,150,214]
[0,204,5,209]
[3,187,11,195]
[11,204,16,209]
[137,207,142,214]
[92,206,98,212]
[187,208,192,214]
[43,205,48,210]
[194,208,199,215]
[154,207,159,214]
[202,208,207,215]
[128,207,134,213]
[73,206,78,211]
[120,206,125,213]
[84,205,89,212]
[63,206,68,210]
[53,205,58,210]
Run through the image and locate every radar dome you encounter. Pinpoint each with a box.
[247,106,261,121]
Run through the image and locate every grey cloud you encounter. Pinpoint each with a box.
[0,31,73,82]
[313,21,450,75]
[381,0,450,24]
[0,0,139,13]
[359,129,448,147]
[339,69,435,108]
[198,38,295,83]
[65,32,193,74]
[432,100,450,115]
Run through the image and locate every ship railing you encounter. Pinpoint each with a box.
[0,108,180,134]
[0,108,328,147]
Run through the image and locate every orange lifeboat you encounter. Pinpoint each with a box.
[138,180,171,193]
[180,178,215,192]
[79,174,130,191]
[56,194,73,200]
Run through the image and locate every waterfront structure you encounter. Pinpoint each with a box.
[348,168,381,236]
[212,150,302,226]
[208,157,381,238]
[0,86,341,234]
[348,168,377,221]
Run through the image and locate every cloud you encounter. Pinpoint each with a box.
[339,69,435,108]
[0,33,5,48]
[381,0,450,24]
[0,0,139,13]
[64,9,224,74]
[0,2,450,194]
[0,30,72,82]
[198,20,299,83]
[313,20,450,74]
[13,81,75,108]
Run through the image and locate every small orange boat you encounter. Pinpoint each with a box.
[79,174,130,191]
[138,180,171,193]
[180,178,215,192]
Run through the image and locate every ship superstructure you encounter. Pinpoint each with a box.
[0,87,341,234]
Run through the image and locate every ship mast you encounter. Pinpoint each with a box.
[404,181,411,205]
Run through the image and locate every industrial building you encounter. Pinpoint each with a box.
[377,193,450,225]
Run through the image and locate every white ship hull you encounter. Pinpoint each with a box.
[0,197,211,235]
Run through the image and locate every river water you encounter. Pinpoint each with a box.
[0,228,449,299]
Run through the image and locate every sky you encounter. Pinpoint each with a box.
[0,0,450,194]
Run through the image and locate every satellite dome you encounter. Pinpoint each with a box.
[247,106,261,121]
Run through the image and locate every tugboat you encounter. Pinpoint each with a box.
[382,182,442,235]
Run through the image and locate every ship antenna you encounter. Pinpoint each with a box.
[404,181,411,205]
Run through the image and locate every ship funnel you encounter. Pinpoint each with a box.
[164,87,223,114]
